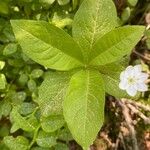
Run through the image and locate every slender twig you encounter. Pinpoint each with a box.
[115,130,122,150]
[122,99,150,112]
[118,99,139,150]
[99,132,115,148]
[133,50,150,61]
[127,103,150,124]
[28,125,41,149]
[120,132,127,150]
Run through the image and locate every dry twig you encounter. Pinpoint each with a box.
[122,99,150,112]
[133,50,150,61]
[118,99,139,150]
[127,103,150,124]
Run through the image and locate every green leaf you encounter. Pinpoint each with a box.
[0,61,5,70]
[3,24,15,42]
[72,0,78,10]
[55,143,69,150]
[63,70,105,149]
[31,147,51,150]
[99,62,129,98]
[0,1,9,15]
[8,59,24,68]
[20,0,33,2]
[38,71,71,117]
[58,127,73,141]
[18,74,28,86]
[0,74,6,89]
[57,0,70,5]
[10,20,84,71]
[39,0,55,5]
[41,115,65,132]
[0,125,9,137]
[99,61,140,99]
[10,91,27,105]
[128,0,138,7]
[27,79,37,92]
[10,107,39,132]
[72,0,118,62]
[4,136,29,150]
[0,18,5,32]
[90,26,145,66]
[146,38,150,49]
[31,69,43,78]
[0,141,9,150]
[3,43,17,56]
[121,7,131,23]
[36,130,56,148]
[0,100,11,119]
[145,30,150,48]
[19,102,36,116]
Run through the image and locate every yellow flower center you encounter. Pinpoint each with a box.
[127,77,136,85]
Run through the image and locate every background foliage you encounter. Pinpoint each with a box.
[0,0,150,150]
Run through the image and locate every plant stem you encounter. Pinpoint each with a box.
[28,125,41,149]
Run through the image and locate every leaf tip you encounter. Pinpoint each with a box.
[10,20,18,26]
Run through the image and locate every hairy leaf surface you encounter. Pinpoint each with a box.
[11,20,84,71]
[100,61,140,98]
[4,136,29,150]
[99,62,129,98]
[41,115,65,133]
[63,70,105,149]
[36,130,56,148]
[90,26,145,65]
[38,71,71,117]
[10,107,39,132]
[72,0,118,62]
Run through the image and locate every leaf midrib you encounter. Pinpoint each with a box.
[89,0,101,50]
[90,28,138,63]
[83,70,90,142]
[42,85,67,116]
[14,23,83,64]
[13,109,35,131]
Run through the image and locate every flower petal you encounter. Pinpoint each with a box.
[120,71,125,80]
[138,73,149,82]
[133,65,142,75]
[119,80,128,90]
[136,83,148,92]
[133,83,138,90]
[126,86,137,96]
[125,66,134,77]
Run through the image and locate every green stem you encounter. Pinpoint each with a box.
[28,125,40,149]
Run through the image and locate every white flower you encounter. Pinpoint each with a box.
[119,65,149,96]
